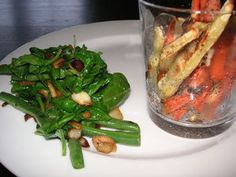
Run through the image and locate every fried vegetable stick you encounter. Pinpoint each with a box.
[158,41,198,99]
[147,26,165,88]
[159,17,185,71]
[160,22,208,63]
[157,0,234,99]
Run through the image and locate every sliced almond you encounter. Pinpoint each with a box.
[71,60,84,73]
[79,137,90,148]
[92,135,117,154]
[68,121,83,130]
[38,89,49,99]
[24,114,36,122]
[47,81,57,98]
[71,91,92,106]
[82,111,91,119]
[1,102,8,107]
[53,58,65,68]
[67,128,81,140]
[109,107,123,120]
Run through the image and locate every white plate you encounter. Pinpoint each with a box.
[0,20,236,177]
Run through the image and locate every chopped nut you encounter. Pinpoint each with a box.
[109,107,123,120]
[92,135,117,154]
[24,114,36,122]
[67,128,81,140]
[68,121,83,130]
[79,137,90,148]
[47,81,57,98]
[53,58,65,68]
[82,111,91,119]
[1,102,8,107]
[71,59,84,73]
[71,91,92,106]
[38,89,49,99]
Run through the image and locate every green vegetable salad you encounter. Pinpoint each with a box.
[0,44,140,169]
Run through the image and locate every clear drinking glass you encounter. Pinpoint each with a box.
[139,0,236,138]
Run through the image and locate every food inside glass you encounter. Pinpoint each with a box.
[140,0,236,126]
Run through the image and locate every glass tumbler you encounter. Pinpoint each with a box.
[139,0,236,138]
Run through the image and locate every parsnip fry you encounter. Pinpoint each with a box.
[148,26,165,87]
[157,0,234,99]
[160,22,207,62]
[159,18,185,71]
[158,41,197,99]
[153,26,165,54]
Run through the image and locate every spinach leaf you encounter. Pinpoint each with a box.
[92,72,130,112]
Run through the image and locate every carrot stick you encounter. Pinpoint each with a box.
[187,66,210,88]
[163,66,213,120]
[203,0,221,22]
[191,0,200,21]
[200,0,207,10]
[163,91,190,114]
[164,18,176,45]
[191,0,200,11]
[169,106,188,121]
[209,39,229,81]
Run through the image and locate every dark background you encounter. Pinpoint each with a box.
[0,0,139,61]
[1,0,233,61]
[0,0,139,176]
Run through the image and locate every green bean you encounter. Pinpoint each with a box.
[68,139,84,169]
[36,94,45,112]
[0,92,46,126]
[0,92,60,136]
[82,126,140,146]
[96,118,140,133]
[56,129,67,156]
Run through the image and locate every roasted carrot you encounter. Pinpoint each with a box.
[150,0,235,121]
[200,0,208,11]
[169,106,188,121]
[163,66,213,120]
[163,91,191,114]
[209,30,234,82]
[164,18,176,45]
[203,0,221,22]
[187,66,210,89]
[191,0,200,21]
[209,42,228,81]
[225,38,236,76]
[191,0,221,22]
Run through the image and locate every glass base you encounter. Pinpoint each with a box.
[148,106,234,138]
